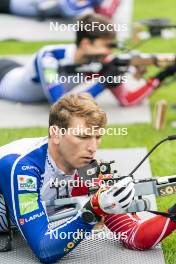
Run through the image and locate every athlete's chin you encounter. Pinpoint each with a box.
[76,158,92,168]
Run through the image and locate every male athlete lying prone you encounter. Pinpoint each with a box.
[0,93,176,263]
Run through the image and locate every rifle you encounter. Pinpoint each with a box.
[46,135,176,222]
[60,53,176,76]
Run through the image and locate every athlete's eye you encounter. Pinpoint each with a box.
[76,135,91,139]
[96,135,102,140]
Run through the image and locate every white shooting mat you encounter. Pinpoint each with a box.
[0,148,165,264]
[0,92,151,127]
[0,15,75,41]
[0,0,134,42]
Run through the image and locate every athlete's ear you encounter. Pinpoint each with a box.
[49,126,61,144]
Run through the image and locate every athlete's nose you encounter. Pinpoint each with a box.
[87,137,98,154]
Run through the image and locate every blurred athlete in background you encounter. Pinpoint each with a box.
[0,13,176,106]
[0,0,119,19]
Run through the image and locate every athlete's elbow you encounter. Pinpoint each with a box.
[36,249,62,264]
[30,241,62,264]
[39,255,61,264]
[118,96,136,107]
[134,242,154,251]
[122,240,153,251]
[118,94,144,107]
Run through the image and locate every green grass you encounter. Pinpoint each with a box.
[134,0,176,22]
[0,40,72,55]
[0,0,176,262]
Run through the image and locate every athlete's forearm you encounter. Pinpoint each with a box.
[109,78,160,106]
[104,213,176,250]
[21,212,95,264]
[37,53,65,103]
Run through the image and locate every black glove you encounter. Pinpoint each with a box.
[155,64,176,82]
[99,58,122,88]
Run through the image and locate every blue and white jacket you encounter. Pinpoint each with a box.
[0,137,94,263]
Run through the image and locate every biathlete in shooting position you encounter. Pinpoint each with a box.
[0,0,119,19]
[0,14,176,106]
[0,93,176,263]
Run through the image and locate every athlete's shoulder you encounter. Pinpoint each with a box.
[0,137,47,156]
[0,137,47,166]
[0,137,48,183]
[37,44,75,59]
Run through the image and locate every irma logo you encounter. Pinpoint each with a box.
[18,175,37,191]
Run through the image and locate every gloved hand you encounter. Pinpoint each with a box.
[97,177,135,214]
[94,176,135,215]
[154,64,176,82]
[83,177,135,223]
[99,58,122,88]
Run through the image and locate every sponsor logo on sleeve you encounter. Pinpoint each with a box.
[18,193,39,215]
[19,211,45,225]
[21,165,40,173]
[18,175,37,191]
[25,211,45,223]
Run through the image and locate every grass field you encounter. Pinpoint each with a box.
[0,0,176,263]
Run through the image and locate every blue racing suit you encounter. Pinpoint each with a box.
[0,137,95,263]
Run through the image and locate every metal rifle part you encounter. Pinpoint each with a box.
[47,174,176,222]
[59,53,176,76]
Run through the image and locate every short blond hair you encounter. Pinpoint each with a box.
[49,93,107,130]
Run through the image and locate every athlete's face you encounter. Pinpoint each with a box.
[54,116,102,173]
[80,37,115,62]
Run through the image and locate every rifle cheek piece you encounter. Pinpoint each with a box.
[78,159,115,182]
[78,159,100,181]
